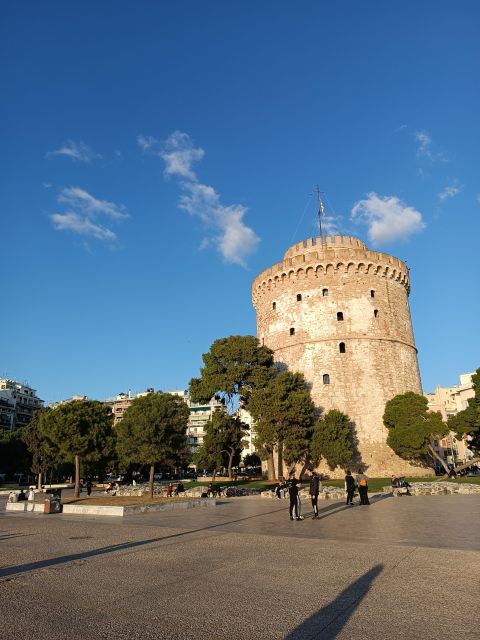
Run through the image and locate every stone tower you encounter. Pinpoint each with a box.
[252,234,429,477]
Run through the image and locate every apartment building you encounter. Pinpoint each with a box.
[425,372,475,467]
[0,379,44,430]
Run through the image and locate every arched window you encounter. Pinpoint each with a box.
[322,288,328,297]
[290,327,295,336]
[339,342,346,353]
[370,290,375,298]
[323,374,330,385]
[296,293,302,302]
[337,312,344,321]
[374,309,379,318]
[272,302,276,310]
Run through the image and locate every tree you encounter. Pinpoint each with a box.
[311,410,354,470]
[194,410,248,480]
[383,392,449,473]
[39,400,115,498]
[190,335,275,410]
[248,371,315,480]
[243,452,261,468]
[22,409,58,489]
[0,428,31,482]
[116,392,189,498]
[448,368,480,472]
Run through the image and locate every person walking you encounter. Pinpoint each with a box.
[355,469,370,505]
[344,470,355,505]
[309,470,321,519]
[287,474,303,520]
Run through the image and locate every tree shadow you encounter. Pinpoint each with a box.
[0,505,286,578]
[286,564,383,639]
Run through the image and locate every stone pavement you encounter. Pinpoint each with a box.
[1,494,479,639]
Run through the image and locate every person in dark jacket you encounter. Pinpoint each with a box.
[287,475,303,520]
[309,470,321,519]
[344,470,355,505]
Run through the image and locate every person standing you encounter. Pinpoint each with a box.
[309,471,321,519]
[344,470,355,506]
[355,469,370,505]
[287,474,303,520]
[86,480,93,496]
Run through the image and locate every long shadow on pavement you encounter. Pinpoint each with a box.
[0,496,390,579]
[0,505,287,578]
[286,564,383,639]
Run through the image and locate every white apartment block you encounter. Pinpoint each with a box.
[425,372,475,467]
[0,379,44,430]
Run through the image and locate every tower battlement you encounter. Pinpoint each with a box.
[253,235,410,305]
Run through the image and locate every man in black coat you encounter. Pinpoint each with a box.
[309,470,321,519]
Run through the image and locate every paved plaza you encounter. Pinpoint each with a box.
[1,493,479,639]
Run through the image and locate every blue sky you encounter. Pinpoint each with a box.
[1,1,479,403]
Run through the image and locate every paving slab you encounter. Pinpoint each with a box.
[0,494,479,639]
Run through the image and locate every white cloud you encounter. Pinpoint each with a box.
[140,130,259,266]
[50,212,117,241]
[414,130,447,163]
[50,187,128,243]
[178,180,259,266]
[58,186,129,219]
[160,131,205,180]
[438,180,462,202]
[46,140,100,163]
[351,192,425,245]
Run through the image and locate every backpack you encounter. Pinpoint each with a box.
[359,478,367,487]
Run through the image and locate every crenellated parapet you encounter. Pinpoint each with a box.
[252,235,410,306]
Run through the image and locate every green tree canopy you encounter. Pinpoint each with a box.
[22,408,59,488]
[0,428,31,481]
[311,409,354,470]
[39,399,115,497]
[116,392,190,497]
[248,371,315,479]
[190,335,275,410]
[383,392,449,473]
[194,409,248,479]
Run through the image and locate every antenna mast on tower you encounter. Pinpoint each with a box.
[315,185,325,242]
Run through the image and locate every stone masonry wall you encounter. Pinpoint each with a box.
[252,234,430,478]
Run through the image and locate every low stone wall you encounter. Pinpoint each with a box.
[382,482,480,496]
[262,487,345,500]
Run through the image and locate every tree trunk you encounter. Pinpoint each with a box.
[427,444,450,475]
[227,449,234,480]
[212,468,217,481]
[149,464,154,499]
[451,457,480,474]
[277,442,284,480]
[266,449,276,481]
[74,455,80,498]
[37,472,42,490]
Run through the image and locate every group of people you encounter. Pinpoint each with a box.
[275,468,371,521]
[166,482,185,497]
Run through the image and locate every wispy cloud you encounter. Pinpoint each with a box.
[351,192,425,245]
[50,213,117,241]
[438,180,462,202]
[58,186,129,219]
[138,131,259,266]
[46,140,101,163]
[415,130,447,163]
[50,187,128,243]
